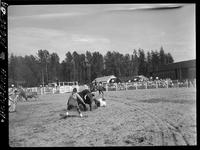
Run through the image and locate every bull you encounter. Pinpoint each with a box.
[77,89,98,111]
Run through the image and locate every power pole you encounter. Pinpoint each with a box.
[72,59,76,81]
[87,63,91,83]
[45,62,48,84]
[85,57,91,83]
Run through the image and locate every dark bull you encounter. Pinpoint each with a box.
[77,89,99,111]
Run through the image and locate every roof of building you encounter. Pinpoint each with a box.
[92,75,116,83]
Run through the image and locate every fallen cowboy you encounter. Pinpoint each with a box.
[93,97,106,107]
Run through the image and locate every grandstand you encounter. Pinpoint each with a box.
[150,59,196,80]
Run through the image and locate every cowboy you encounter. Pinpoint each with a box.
[65,88,86,118]
[98,82,104,98]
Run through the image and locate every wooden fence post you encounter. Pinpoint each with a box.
[186,79,188,88]
[167,81,169,88]
[177,80,179,88]
[41,87,44,94]
[40,87,42,95]
[43,87,45,94]
[106,84,108,91]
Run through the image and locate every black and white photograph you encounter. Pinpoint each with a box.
[7,3,196,147]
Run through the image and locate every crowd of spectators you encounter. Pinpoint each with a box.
[106,76,196,91]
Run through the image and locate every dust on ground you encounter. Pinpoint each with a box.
[9,88,196,147]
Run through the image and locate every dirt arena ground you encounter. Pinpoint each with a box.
[9,88,196,147]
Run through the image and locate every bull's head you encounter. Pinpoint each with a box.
[85,93,94,102]
[86,93,100,107]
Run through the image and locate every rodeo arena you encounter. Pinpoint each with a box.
[8,59,196,147]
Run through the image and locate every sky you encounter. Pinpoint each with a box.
[8,4,195,62]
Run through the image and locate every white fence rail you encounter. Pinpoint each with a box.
[23,85,87,95]
[105,79,196,91]
[21,79,196,95]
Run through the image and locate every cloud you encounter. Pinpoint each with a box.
[8,27,111,61]
[71,34,110,43]
[9,4,184,21]
[9,12,86,20]
[105,4,183,12]
[9,27,65,38]
[8,27,66,55]
[8,4,195,62]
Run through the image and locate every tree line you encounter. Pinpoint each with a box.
[8,46,174,87]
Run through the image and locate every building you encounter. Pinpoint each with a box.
[150,59,196,80]
[92,75,121,85]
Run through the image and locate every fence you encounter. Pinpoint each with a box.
[105,79,196,91]
[23,84,87,95]
[21,79,196,95]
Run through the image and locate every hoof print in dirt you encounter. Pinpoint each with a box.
[124,134,148,146]
[104,139,116,145]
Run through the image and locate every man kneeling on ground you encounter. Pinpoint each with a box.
[66,88,87,118]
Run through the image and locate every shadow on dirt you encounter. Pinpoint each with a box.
[59,113,88,119]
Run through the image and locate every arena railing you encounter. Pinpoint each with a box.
[19,78,196,95]
[104,78,196,91]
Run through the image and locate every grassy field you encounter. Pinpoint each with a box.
[9,87,196,147]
